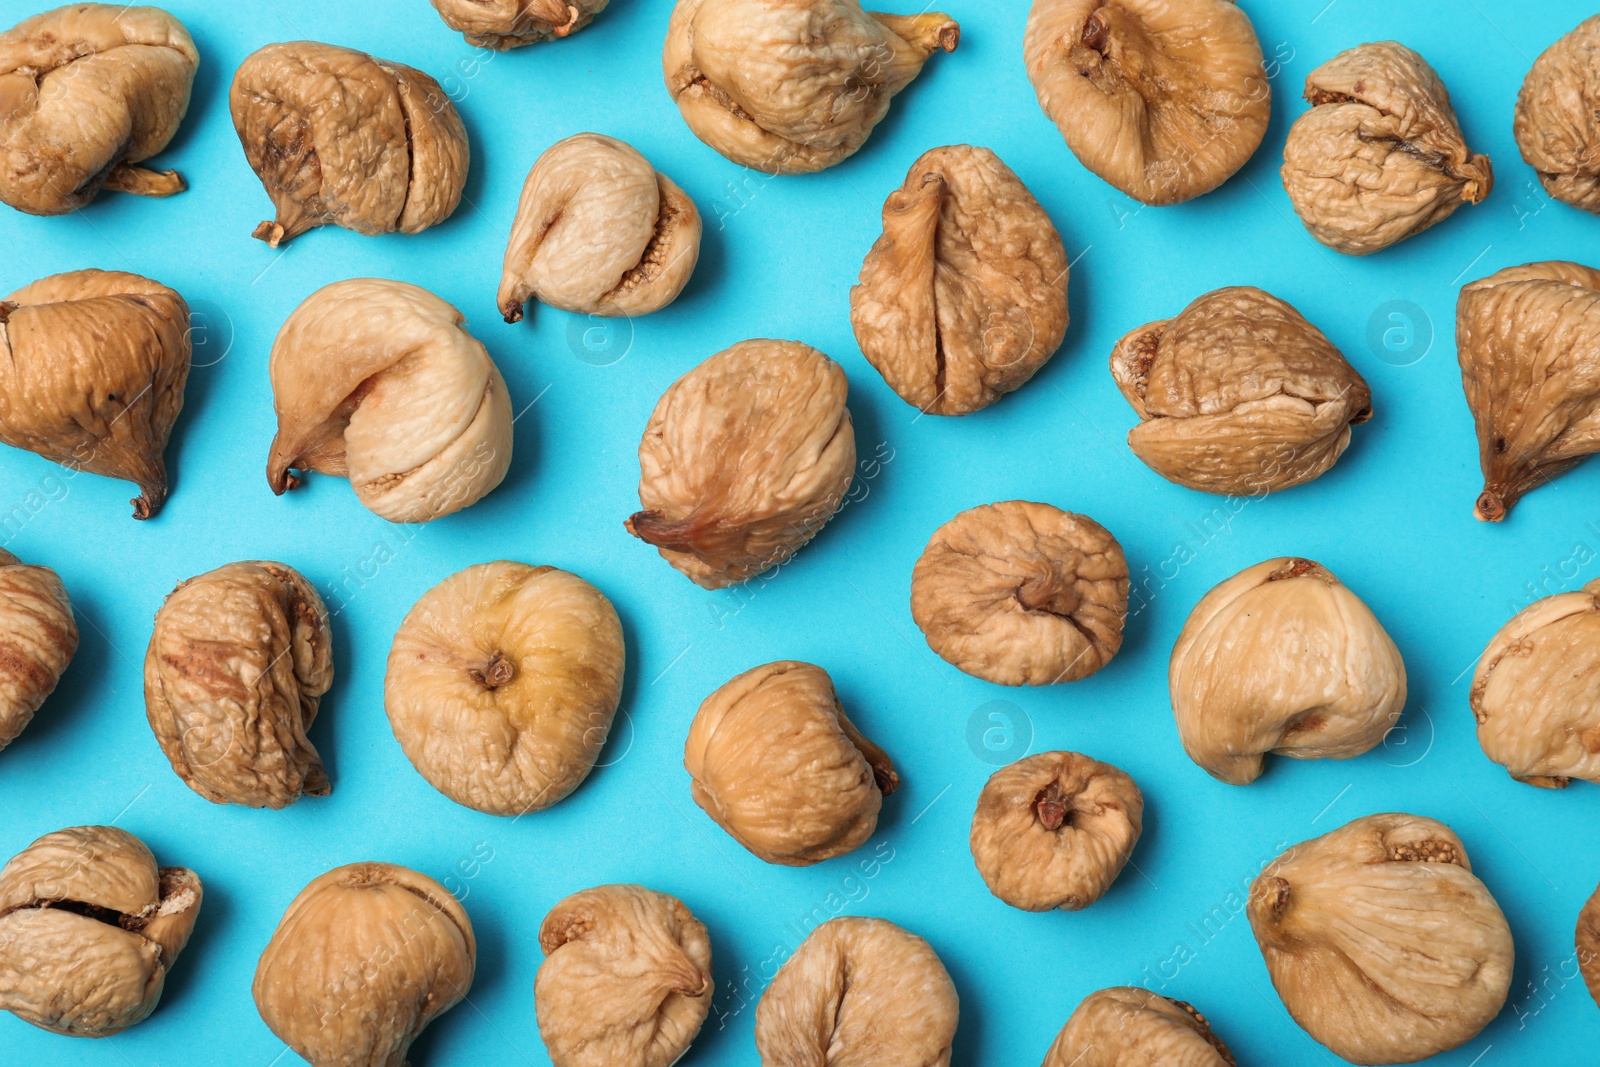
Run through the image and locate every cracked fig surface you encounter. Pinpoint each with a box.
[1515,15,1600,215]
[430,0,609,49]
[1042,987,1236,1067]
[0,548,76,754]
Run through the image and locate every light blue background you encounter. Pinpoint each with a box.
[1,0,1597,1063]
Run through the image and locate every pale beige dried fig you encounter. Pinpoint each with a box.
[0,825,201,1037]
[0,549,76,753]
[1515,16,1600,214]
[1581,881,1600,1009]
[430,0,608,49]
[1041,987,1236,1067]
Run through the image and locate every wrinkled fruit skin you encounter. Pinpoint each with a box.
[254,863,475,1067]
[1042,987,1236,1067]
[231,41,469,247]
[851,145,1069,415]
[499,133,701,322]
[386,562,625,816]
[144,561,333,809]
[1581,882,1600,1010]
[756,916,957,1066]
[1249,813,1513,1065]
[911,501,1128,686]
[626,339,855,588]
[1111,286,1372,496]
[536,884,712,1067]
[1023,0,1269,206]
[0,549,76,753]
[1515,16,1600,214]
[0,4,196,215]
[663,0,958,174]
[0,825,201,1037]
[266,278,513,523]
[430,0,609,49]
[686,661,898,866]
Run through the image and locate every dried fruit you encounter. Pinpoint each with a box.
[663,0,958,174]
[1515,16,1600,214]
[254,862,474,1067]
[1042,987,1236,1066]
[536,884,712,1067]
[386,562,624,816]
[1581,881,1600,1009]
[0,549,76,753]
[626,340,855,588]
[911,501,1128,686]
[0,269,190,518]
[850,145,1069,416]
[1249,813,1513,1065]
[266,278,513,523]
[1111,286,1372,495]
[0,825,201,1036]
[230,41,468,247]
[1023,0,1270,205]
[498,134,701,322]
[144,561,332,809]
[430,0,609,49]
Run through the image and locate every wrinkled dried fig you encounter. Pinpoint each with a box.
[230,41,468,247]
[756,916,957,1066]
[386,562,624,816]
[536,884,712,1067]
[1111,286,1372,495]
[266,278,513,523]
[1251,813,1512,1064]
[1023,0,1270,205]
[498,134,701,322]
[626,339,855,588]
[254,862,474,1067]
[850,145,1069,416]
[0,825,201,1036]
[1515,16,1600,214]
[0,549,76,753]
[911,501,1127,686]
[430,0,608,49]
[1042,987,1236,1067]
[663,0,958,174]
[1581,881,1600,1009]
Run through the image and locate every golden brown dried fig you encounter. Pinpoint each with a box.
[0,825,201,1037]
[230,41,468,247]
[1041,987,1236,1067]
[1249,813,1513,1065]
[266,279,513,523]
[1515,16,1600,214]
[1581,881,1600,1009]
[663,0,958,175]
[254,862,474,1067]
[850,145,1069,416]
[430,0,608,49]
[1023,0,1269,206]
[535,884,712,1067]
[626,339,855,588]
[0,549,76,753]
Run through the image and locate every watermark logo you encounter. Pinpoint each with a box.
[965,700,1032,765]
[1366,300,1431,367]
[566,314,632,366]
[187,299,235,368]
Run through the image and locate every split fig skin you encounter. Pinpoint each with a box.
[430,0,609,49]
[1581,881,1600,1010]
[1041,987,1236,1067]
[1516,16,1600,215]
[0,549,77,753]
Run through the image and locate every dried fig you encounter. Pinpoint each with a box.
[430,0,608,49]
[1023,0,1270,205]
[144,561,332,809]
[230,41,468,247]
[0,825,201,1037]
[625,339,855,588]
[266,278,513,523]
[1581,881,1600,1009]
[850,145,1069,416]
[662,0,959,174]
[535,884,712,1067]
[1170,558,1406,785]
[1250,813,1513,1064]
[1042,987,1236,1067]
[910,501,1128,686]
[755,916,957,1066]
[1515,16,1600,214]
[0,269,189,518]
[0,549,76,753]
[254,862,474,1067]
[1111,286,1372,495]
[386,562,625,816]
[498,133,701,322]
[0,4,197,215]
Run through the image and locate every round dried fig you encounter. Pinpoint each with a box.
[1023,0,1270,205]
[535,884,712,1067]
[0,549,76,753]
[1515,16,1600,214]
[1042,987,1236,1067]
[266,278,513,523]
[625,339,855,588]
[850,145,1069,416]
[230,41,468,247]
[685,661,898,867]
[0,825,201,1037]
[386,562,625,816]
[1580,881,1600,1009]
[1249,813,1513,1065]
[430,0,608,49]
[0,269,190,519]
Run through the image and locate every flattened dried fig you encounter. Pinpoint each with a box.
[1111,286,1372,495]
[1023,0,1270,205]
[1250,813,1513,1065]
[1581,881,1600,1009]
[1042,987,1235,1067]
[663,0,958,174]
[1515,16,1600,214]
[536,884,712,1067]
[851,145,1069,416]
[266,278,513,523]
[430,0,608,49]
[626,339,855,588]
[0,549,76,753]
[230,41,468,247]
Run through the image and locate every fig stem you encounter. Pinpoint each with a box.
[473,653,515,689]
[1034,781,1070,830]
